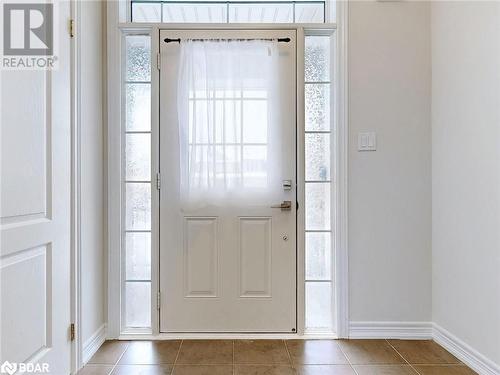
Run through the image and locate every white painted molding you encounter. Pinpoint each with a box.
[433,323,500,375]
[82,324,107,365]
[118,332,338,341]
[349,321,433,339]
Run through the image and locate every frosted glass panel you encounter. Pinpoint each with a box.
[126,133,151,181]
[126,232,151,281]
[305,84,330,131]
[126,84,151,131]
[306,232,331,280]
[305,282,332,329]
[126,35,151,82]
[132,3,161,22]
[295,3,325,23]
[163,3,227,23]
[229,4,293,23]
[305,133,330,181]
[305,183,330,230]
[126,183,151,230]
[125,282,151,327]
[305,36,330,82]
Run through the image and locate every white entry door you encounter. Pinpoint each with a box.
[0,1,72,373]
[159,29,297,332]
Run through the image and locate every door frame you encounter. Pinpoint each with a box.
[106,0,349,339]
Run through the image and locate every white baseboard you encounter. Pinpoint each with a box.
[348,321,499,375]
[433,323,500,375]
[82,324,107,365]
[349,321,433,339]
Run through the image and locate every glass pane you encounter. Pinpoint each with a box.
[132,3,161,22]
[126,232,151,281]
[305,133,330,181]
[126,35,151,82]
[305,183,330,230]
[243,145,267,188]
[229,4,293,23]
[306,232,331,280]
[243,101,268,144]
[126,183,151,230]
[305,84,330,131]
[305,282,332,329]
[163,3,227,23]
[295,3,325,23]
[126,133,151,181]
[125,282,151,327]
[126,84,151,131]
[305,36,330,82]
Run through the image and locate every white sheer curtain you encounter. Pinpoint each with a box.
[177,40,282,208]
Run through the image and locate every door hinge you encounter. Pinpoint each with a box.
[157,291,161,310]
[156,53,161,70]
[156,172,161,190]
[69,19,75,38]
[70,323,75,341]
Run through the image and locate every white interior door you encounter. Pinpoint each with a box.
[0,2,72,373]
[159,29,297,332]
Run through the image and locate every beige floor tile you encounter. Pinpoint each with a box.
[413,365,478,375]
[286,340,349,365]
[172,365,233,375]
[234,340,290,364]
[118,341,181,365]
[235,365,296,375]
[295,364,356,375]
[78,365,114,375]
[176,340,233,364]
[111,365,173,375]
[353,365,418,375]
[388,340,461,364]
[337,340,405,365]
[88,341,130,365]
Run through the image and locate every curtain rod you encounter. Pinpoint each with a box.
[164,37,291,43]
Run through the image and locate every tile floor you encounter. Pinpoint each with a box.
[79,339,477,375]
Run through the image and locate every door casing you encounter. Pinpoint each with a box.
[105,19,349,339]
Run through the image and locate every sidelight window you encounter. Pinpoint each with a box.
[123,34,152,329]
[304,33,334,332]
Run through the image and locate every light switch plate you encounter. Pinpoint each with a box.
[358,132,377,151]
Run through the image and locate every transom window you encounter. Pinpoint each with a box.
[131,0,326,23]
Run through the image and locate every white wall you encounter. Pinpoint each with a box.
[80,0,106,350]
[348,1,432,323]
[432,1,500,366]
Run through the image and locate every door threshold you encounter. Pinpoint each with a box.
[118,332,338,340]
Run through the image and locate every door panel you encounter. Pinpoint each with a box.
[159,29,296,332]
[0,1,72,372]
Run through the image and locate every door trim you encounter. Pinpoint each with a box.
[107,4,349,338]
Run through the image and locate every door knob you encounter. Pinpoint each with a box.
[271,201,292,211]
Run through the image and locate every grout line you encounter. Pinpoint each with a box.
[108,341,131,375]
[171,339,183,374]
[335,340,360,375]
[384,339,422,375]
[283,339,294,369]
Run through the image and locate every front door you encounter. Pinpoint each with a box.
[159,29,296,332]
